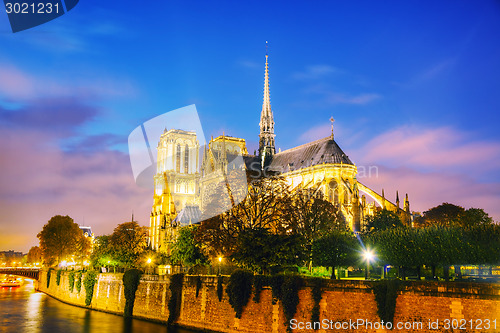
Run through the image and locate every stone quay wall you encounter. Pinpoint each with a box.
[37,271,500,332]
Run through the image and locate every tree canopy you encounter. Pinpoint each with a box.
[27,246,42,264]
[109,222,148,268]
[364,209,404,233]
[37,215,90,266]
[171,225,208,267]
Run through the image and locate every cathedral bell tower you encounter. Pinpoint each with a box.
[258,43,276,164]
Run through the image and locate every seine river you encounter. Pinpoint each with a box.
[0,274,198,333]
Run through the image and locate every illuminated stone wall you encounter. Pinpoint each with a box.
[37,271,500,333]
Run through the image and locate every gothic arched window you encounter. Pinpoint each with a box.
[184,144,189,174]
[176,144,181,173]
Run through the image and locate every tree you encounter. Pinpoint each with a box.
[90,235,114,268]
[230,227,305,274]
[171,225,208,267]
[27,246,42,264]
[109,222,148,268]
[37,215,90,266]
[459,208,494,228]
[196,176,293,257]
[283,188,345,266]
[423,203,464,227]
[312,230,356,279]
[364,209,404,233]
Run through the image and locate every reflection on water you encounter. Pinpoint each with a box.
[0,274,197,333]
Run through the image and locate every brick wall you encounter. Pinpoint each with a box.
[37,271,500,333]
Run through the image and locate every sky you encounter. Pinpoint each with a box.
[0,0,499,252]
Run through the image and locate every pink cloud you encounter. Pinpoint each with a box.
[0,128,151,252]
[356,125,500,173]
[350,125,500,222]
[359,166,500,222]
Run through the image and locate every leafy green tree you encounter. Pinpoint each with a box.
[230,227,305,274]
[37,215,91,266]
[364,209,404,233]
[171,225,208,267]
[283,188,345,270]
[459,208,494,228]
[312,230,356,279]
[90,235,113,268]
[196,176,293,257]
[27,246,42,264]
[423,203,464,227]
[109,222,148,268]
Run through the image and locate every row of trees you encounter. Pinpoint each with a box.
[33,215,151,269]
[180,177,348,274]
[170,176,499,279]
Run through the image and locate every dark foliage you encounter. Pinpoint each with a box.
[269,274,284,305]
[68,271,75,292]
[226,270,253,318]
[195,275,202,298]
[83,271,98,306]
[372,280,400,324]
[310,278,324,327]
[123,269,142,317]
[75,272,82,293]
[217,275,224,302]
[167,273,184,325]
[281,276,303,332]
[252,275,269,303]
[56,269,62,286]
[46,268,54,288]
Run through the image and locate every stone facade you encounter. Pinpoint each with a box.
[38,271,500,333]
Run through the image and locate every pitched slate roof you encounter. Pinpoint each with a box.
[268,136,353,172]
[173,205,202,226]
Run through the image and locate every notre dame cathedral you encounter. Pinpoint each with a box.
[149,52,411,253]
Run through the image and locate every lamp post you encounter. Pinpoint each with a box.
[218,256,222,276]
[363,249,374,280]
[147,258,152,275]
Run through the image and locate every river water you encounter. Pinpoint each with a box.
[0,274,197,333]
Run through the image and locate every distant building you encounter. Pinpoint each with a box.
[0,250,24,265]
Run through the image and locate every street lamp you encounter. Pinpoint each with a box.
[218,256,223,276]
[363,249,375,280]
[147,258,152,274]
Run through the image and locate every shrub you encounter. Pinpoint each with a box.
[195,275,202,298]
[252,275,268,303]
[83,271,98,306]
[167,273,184,325]
[310,278,324,327]
[372,280,400,324]
[269,274,284,305]
[281,276,303,332]
[123,269,142,317]
[47,268,54,288]
[68,271,76,292]
[75,272,82,293]
[226,270,253,318]
[217,275,223,302]
[56,269,62,286]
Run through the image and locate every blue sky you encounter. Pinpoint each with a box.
[1,1,499,251]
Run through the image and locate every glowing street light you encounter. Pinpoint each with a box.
[217,256,223,276]
[146,258,153,274]
[363,249,375,280]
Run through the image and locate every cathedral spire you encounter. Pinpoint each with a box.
[259,41,276,159]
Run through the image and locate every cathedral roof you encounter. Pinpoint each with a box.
[173,205,202,226]
[268,136,354,172]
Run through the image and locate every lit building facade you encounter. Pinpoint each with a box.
[149,51,411,251]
